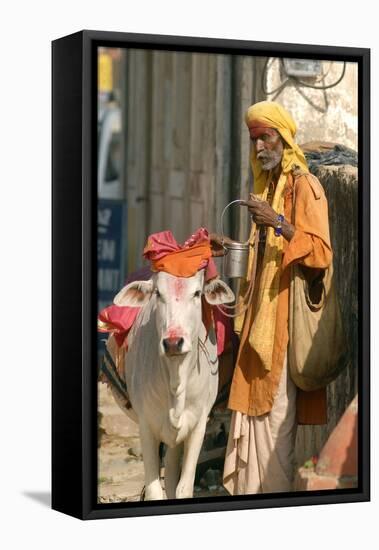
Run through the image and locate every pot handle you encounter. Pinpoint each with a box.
[220,199,251,245]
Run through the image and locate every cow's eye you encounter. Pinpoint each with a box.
[194,290,202,298]
[155,289,161,298]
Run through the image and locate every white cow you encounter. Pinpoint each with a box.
[113,269,234,500]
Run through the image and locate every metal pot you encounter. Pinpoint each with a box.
[220,200,251,279]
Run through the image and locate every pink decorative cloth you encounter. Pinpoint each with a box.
[98,228,229,353]
[144,228,215,278]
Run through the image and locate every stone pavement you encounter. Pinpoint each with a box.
[97,383,230,502]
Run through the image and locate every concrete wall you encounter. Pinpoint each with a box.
[295,164,358,468]
[266,59,358,150]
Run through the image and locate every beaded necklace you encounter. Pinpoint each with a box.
[258,180,276,257]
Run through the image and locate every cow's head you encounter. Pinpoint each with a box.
[113,271,234,358]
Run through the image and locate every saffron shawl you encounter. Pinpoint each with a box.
[236,101,309,371]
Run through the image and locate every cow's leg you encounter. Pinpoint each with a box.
[164,443,183,499]
[139,422,163,500]
[176,414,207,499]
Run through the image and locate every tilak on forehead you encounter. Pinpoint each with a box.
[143,227,216,279]
[248,126,280,140]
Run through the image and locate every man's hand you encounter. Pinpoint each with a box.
[240,196,278,227]
[240,196,295,241]
[209,233,234,257]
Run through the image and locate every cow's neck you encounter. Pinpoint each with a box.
[162,342,198,431]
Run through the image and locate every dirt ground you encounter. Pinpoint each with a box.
[97,382,230,503]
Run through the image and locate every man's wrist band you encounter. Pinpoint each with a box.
[274,214,284,237]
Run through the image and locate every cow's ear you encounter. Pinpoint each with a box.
[203,278,235,305]
[113,280,154,307]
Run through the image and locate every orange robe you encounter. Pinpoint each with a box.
[227,170,333,425]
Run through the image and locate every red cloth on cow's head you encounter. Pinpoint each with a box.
[143,227,213,278]
[98,228,221,349]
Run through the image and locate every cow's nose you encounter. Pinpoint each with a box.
[162,337,184,355]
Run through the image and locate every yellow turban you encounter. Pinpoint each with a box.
[245,101,309,194]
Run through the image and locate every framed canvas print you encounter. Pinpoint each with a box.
[52,30,370,520]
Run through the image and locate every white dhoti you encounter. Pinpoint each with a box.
[223,355,297,495]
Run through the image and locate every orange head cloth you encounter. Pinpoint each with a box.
[143,228,213,278]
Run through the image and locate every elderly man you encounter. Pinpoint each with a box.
[211,101,333,495]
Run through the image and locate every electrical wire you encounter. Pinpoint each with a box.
[262,58,347,95]
[291,62,346,90]
[313,61,333,83]
[261,57,289,96]
[294,80,329,114]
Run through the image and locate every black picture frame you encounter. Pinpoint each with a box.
[52,30,370,520]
